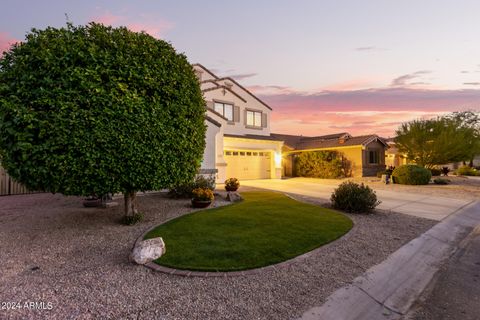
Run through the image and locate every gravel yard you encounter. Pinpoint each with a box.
[0,192,436,320]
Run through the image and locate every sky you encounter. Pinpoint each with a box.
[1,0,480,137]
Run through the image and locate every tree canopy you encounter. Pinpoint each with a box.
[0,23,206,216]
[395,111,479,168]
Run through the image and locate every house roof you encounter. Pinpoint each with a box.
[193,63,273,110]
[224,133,285,142]
[192,63,219,79]
[205,116,221,127]
[271,132,388,150]
[202,85,247,103]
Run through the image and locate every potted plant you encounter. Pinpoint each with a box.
[191,188,214,208]
[225,178,240,192]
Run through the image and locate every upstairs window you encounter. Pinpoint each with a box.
[246,110,262,127]
[214,102,233,121]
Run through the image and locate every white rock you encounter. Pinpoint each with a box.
[130,237,166,265]
[226,191,243,202]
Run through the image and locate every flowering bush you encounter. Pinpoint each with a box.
[191,188,214,201]
[225,178,240,191]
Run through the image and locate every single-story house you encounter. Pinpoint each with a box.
[272,132,388,178]
[195,64,388,181]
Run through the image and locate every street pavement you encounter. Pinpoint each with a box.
[410,224,480,320]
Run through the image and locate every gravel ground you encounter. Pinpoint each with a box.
[0,191,436,320]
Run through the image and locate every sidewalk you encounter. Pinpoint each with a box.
[409,224,480,320]
[296,201,480,320]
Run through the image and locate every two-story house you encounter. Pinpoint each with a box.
[195,64,388,182]
[195,64,284,182]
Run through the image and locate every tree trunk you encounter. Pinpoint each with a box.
[124,191,138,216]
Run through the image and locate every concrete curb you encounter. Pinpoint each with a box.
[297,201,480,320]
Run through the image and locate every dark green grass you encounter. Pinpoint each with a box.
[145,191,353,271]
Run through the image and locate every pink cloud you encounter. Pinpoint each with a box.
[0,32,19,54]
[93,12,122,25]
[90,11,173,38]
[259,86,480,137]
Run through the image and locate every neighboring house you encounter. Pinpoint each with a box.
[385,138,408,168]
[195,63,388,181]
[271,132,388,178]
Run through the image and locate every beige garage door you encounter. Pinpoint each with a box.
[224,150,271,180]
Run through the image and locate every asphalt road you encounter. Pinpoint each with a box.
[411,225,480,320]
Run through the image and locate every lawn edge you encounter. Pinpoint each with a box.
[133,192,355,277]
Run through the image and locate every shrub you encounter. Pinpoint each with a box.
[331,181,381,213]
[433,178,450,185]
[225,178,240,191]
[441,167,450,176]
[392,165,432,185]
[429,168,442,176]
[169,175,215,198]
[456,166,479,176]
[294,151,351,178]
[192,188,214,201]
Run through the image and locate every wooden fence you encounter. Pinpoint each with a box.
[0,166,36,196]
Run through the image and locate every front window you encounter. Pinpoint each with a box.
[246,110,262,127]
[214,102,233,121]
[369,150,380,164]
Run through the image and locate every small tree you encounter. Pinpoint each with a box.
[0,23,206,219]
[395,116,472,168]
[447,111,480,167]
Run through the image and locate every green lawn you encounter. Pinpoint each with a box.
[145,191,353,271]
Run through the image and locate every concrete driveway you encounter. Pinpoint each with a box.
[241,178,473,221]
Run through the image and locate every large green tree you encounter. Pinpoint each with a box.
[447,111,480,166]
[0,23,206,218]
[394,113,476,168]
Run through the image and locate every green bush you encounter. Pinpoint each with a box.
[392,165,432,185]
[433,178,450,185]
[169,175,215,198]
[295,151,351,178]
[429,168,442,176]
[331,181,381,213]
[456,166,479,176]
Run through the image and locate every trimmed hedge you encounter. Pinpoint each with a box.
[331,181,380,213]
[392,165,432,185]
[294,151,351,178]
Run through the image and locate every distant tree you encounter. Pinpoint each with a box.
[395,116,472,168]
[446,111,480,167]
[0,23,206,220]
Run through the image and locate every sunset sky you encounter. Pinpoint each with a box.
[1,0,480,137]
